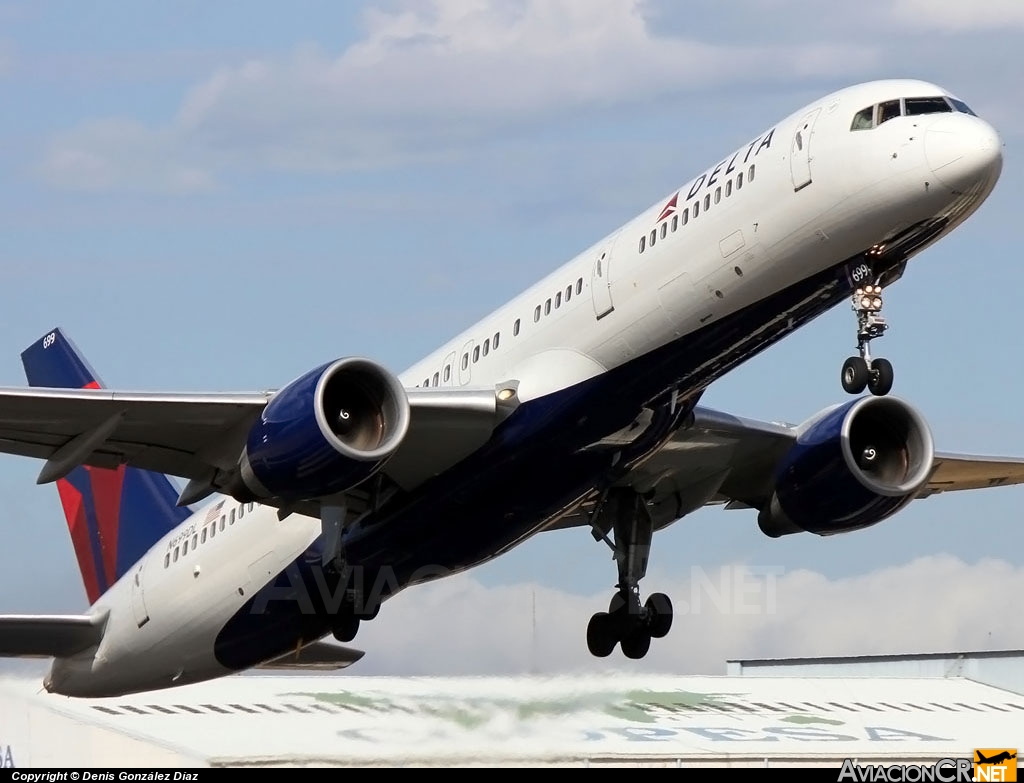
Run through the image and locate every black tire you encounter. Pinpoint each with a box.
[645,593,673,639]
[586,612,617,657]
[620,629,651,660]
[607,592,633,638]
[332,615,360,643]
[868,358,894,396]
[841,356,869,394]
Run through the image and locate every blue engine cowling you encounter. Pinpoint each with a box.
[758,396,934,538]
[238,358,411,500]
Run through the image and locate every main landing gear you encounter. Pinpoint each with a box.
[586,489,673,659]
[841,283,893,396]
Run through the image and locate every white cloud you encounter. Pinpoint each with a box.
[891,0,1024,30]
[354,556,1024,675]
[38,0,877,192]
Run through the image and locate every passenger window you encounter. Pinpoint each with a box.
[682,208,689,225]
[247,503,254,513]
[737,172,743,189]
[671,215,678,231]
[191,534,198,549]
[714,187,721,204]
[693,200,700,217]
[649,229,656,247]
[513,318,521,336]
[850,106,874,130]
[534,305,541,322]
[660,223,667,239]
[703,194,710,211]
[423,378,429,387]
[905,97,952,116]
[473,346,480,362]
[462,353,469,369]
[748,165,755,182]
[432,371,439,385]
[483,339,490,356]
[639,236,645,253]
[725,180,732,197]
[201,528,207,544]
[878,100,901,125]
[544,299,551,315]
[444,365,451,381]
[576,278,583,295]
[182,540,189,555]
[238,504,244,519]
[219,516,225,532]
[173,546,179,562]
[230,508,236,524]
[555,292,561,309]
[164,553,170,568]
[565,284,572,301]
[493,332,500,350]
[210,522,216,538]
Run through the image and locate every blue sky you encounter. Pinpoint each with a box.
[1,0,1023,674]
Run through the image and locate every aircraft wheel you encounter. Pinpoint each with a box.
[620,628,652,660]
[868,358,894,396]
[841,356,869,394]
[645,593,673,639]
[332,614,360,643]
[587,612,618,658]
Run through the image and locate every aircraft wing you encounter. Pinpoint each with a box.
[613,406,1024,516]
[0,384,514,498]
[0,613,106,657]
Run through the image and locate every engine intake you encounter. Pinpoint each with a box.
[758,396,934,538]
[238,357,410,500]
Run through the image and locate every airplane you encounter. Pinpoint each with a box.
[976,752,1016,765]
[0,78,1020,698]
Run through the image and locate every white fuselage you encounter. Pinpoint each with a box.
[46,79,1003,697]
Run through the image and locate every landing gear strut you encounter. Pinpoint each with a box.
[586,489,673,659]
[841,284,893,396]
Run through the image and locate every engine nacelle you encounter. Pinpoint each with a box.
[238,358,410,500]
[758,396,934,538]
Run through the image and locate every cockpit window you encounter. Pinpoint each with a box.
[878,100,902,125]
[905,97,952,116]
[948,97,976,116]
[851,106,874,131]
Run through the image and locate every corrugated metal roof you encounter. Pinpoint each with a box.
[726,650,1024,696]
[3,674,1022,765]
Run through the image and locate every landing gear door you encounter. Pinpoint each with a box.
[790,108,821,191]
[131,562,149,628]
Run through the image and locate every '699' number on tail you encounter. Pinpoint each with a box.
[42,332,57,349]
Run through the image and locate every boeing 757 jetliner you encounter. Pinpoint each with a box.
[0,79,1019,697]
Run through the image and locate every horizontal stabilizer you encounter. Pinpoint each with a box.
[258,640,364,671]
[0,613,106,658]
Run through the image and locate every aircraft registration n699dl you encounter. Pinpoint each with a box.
[0,79,1015,698]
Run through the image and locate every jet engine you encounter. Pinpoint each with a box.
[237,358,410,500]
[758,396,934,537]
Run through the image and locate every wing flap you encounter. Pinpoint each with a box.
[0,614,106,657]
[259,640,364,670]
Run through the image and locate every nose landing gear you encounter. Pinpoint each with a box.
[841,284,893,396]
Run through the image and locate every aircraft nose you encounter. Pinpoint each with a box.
[925,115,1003,190]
